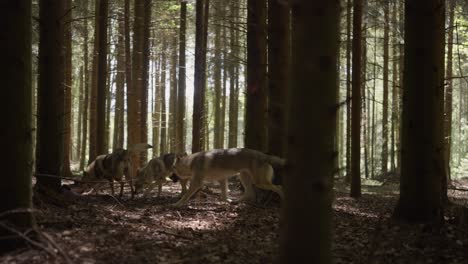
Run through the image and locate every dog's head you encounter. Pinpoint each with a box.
[112,148,130,163]
[172,152,189,177]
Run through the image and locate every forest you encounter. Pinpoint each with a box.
[1,0,468,263]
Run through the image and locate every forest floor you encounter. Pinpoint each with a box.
[1,177,468,264]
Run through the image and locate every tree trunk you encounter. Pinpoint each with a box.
[245,0,268,152]
[77,65,84,160]
[89,0,99,162]
[391,2,398,173]
[228,0,239,148]
[0,0,35,252]
[160,40,168,154]
[443,0,455,200]
[36,0,65,191]
[140,0,151,163]
[267,0,290,158]
[62,0,73,177]
[350,0,362,198]
[192,0,209,153]
[381,0,390,175]
[169,36,178,152]
[345,0,352,183]
[96,0,109,156]
[176,0,187,153]
[80,0,90,170]
[114,9,126,149]
[280,1,339,262]
[393,0,445,223]
[125,0,133,150]
[213,0,222,149]
[153,52,161,156]
[105,20,113,152]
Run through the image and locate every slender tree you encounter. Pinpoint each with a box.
[268,0,290,158]
[35,0,65,192]
[393,0,445,223]
[80,0,90,170]
[176,0,187,153]
[381,0,390,175]
[0,0,35,252]
[89,0,100,162]
[350,0,362,198]
[63,0,73,177]
[228,0,239,148]
[192,0,209,152]
[280,0,339,262]
[245,0,268,152]
[160,40,168,154]
[345,0,352,182]
[96,0,109,156]
[443,0,456,192]
[169,36,178,152]
[114,9,126,149]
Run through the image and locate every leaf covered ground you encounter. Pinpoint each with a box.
[1,179,468,264]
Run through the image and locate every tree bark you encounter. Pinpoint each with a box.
[345,0,352,183]
[36,0,65,191]
[169,36,178,152]
[192,0,209,153]
[267,0,290,158]
[381,0,390,175]
[63,0,73,177]
[80,0,90,170]
[114,9,126,149]
[228,0,239,148]
[350,0,362,198]
[393,0,445,223]
[176,0,187,153]
[245,0,268,152]
[280,1,339,262]
[96,0,108,156]
[0,0,35,252]
[160,40,168,154]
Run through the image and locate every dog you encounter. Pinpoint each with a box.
[135,153,185,197]
[81,144,152,197]
[81,148,131,197]
[171,148,285,207]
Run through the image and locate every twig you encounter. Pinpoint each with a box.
[104,194,126,208]
[39,231,73,264]
[0,208,37,219]
[0,222,56,257]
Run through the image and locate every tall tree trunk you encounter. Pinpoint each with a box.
[36,0,65,191]
[140,0,151,163]
[114,9,126,149]
[245,0,268,152]
[176,0,187,153]
[228,0,239,148]
[350,0,362,198]
[105,20,113,152]
[391,1,399,173]
[96,0,109,156]
[393,0,445,223]
[160,40,168,154]
[0,0,35,252]
[443,0,455,197]
[63,0,73,177]
[192,0,209,153]
[362,4,369,180]
[80,0,90,170]
[89,0,100,162]
[280,1,339,262]
[153,52,161,156]
[345,0,352,182]
[125,0,134,151]
[381,0,390,175]
[169,36,178,152]
[129,0,144,170]
[213,0,222,149]
[267,0,290,158]
[77,65,84,160]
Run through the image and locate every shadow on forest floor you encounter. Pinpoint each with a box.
[1,179,467,264]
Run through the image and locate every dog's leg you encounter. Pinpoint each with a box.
[109,181,115,196]
[119,181,124,197]
[253,165,284,199]
[173,175,203,207]
[179,178,188,194]
[157,182,163,197]
[238,171,255,203]
[219,178,228,201]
